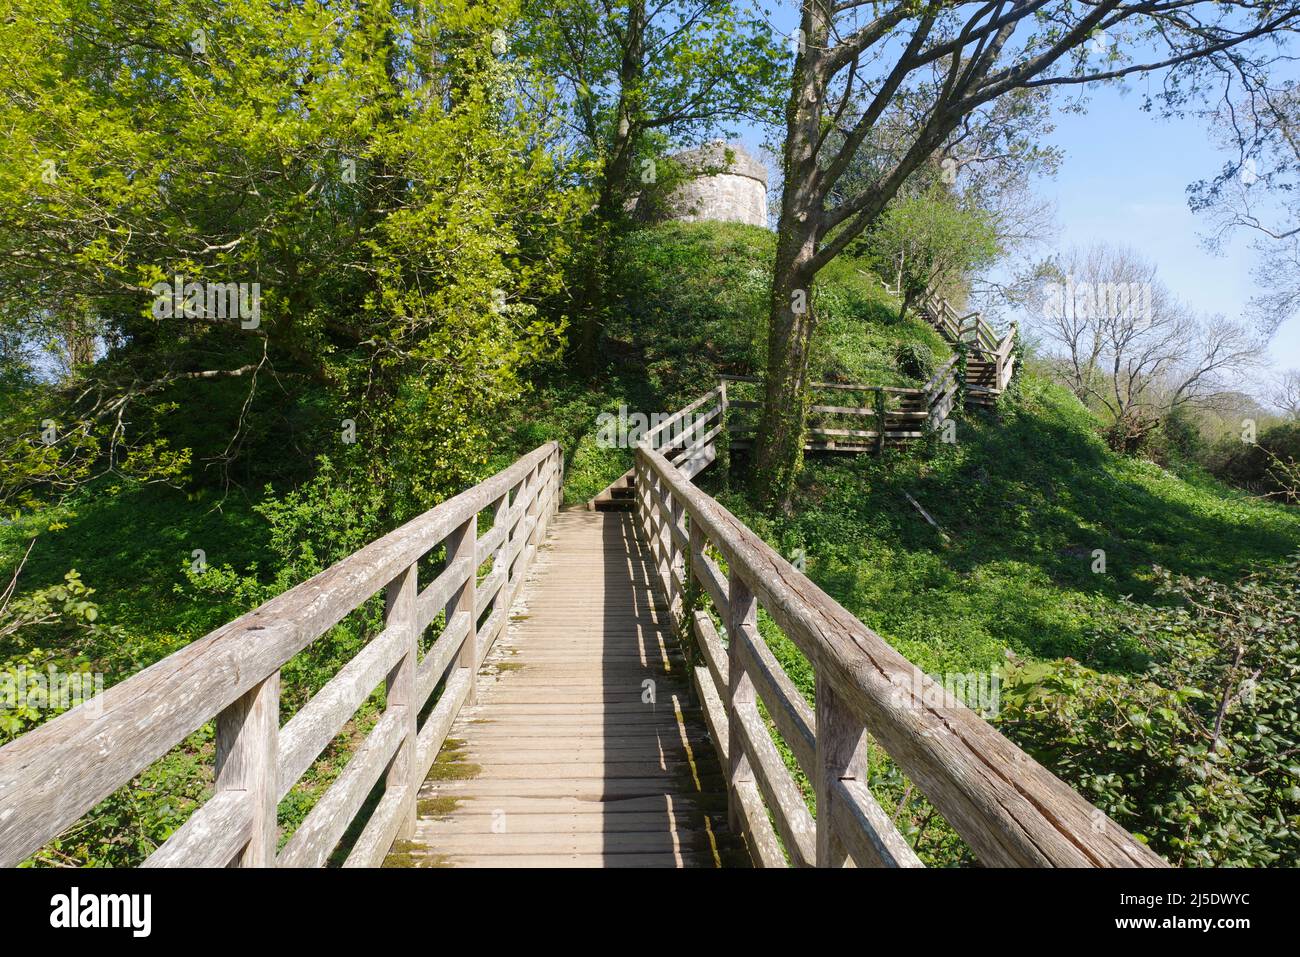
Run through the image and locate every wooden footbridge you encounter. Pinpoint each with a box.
[0,386,1163,869]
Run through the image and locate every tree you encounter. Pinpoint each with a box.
[859,188,1002,321]
[0,0,577,513]
[1272,369,1300,419]
[753,0,1300,510]
[1191,84,1300,334]
[1030,244,1263,452]
[514,0,784,371]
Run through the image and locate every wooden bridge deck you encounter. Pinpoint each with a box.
[387,510,748,868]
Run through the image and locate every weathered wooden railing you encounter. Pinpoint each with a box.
[0,443,563,868]
[919,354,959,426]
[962,320,1018,397]
[916,288,1017,399]
[635,411,1164,867]
[720,372,957,452]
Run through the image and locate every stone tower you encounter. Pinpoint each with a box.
[638,141,769,228]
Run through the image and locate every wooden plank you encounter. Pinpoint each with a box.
[642,387,723,446]
[215,672,278,866]
[733,621,815,775]
[444,512,477,705]
[421,810,723,833]
[809,427,878,439]
[277,623,406,799]
[276,707,405,867]
[678,442,716,480]
[808,403,875,415]
[0,442,560,868]
[384,563,418,841]
[726,568,756,835]
[831,777,923,868]
[427,852,725,868]
[693,610,728,696]
[732,777,785,867]
[922,356,959,393]
[343,785,407,868]
[413,667,473,774]
[693,552,729,618]
[414,558,472,632]
[903,491,951,544]
[143,790,250,868]
[671,423,722,467]
[732,698,816,866]
[415,612,470,705]
[418,831,723,855]
[476,567,507,614]
[476,498,523,562]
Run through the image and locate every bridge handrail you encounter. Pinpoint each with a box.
[635,417,1164,868]
[0,442,563,867]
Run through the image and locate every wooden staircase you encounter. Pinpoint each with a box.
[963,357,1000,408]
[912,287,1017,407]
[589,468,636,511]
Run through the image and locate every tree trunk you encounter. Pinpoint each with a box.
[574,0,645,376]
[753,232,817,511]
[751,0,828,511]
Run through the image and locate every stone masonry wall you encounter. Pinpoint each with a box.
[636,141,769,228]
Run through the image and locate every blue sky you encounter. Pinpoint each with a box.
[729,5,1300,382]
[1037,82,1300,370]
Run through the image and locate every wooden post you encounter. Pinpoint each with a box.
[875,388,886,455]
[718,380,730,477]
[657,484,674,602]
[526,461,543,547]
[726,568,756,833]
[501,470,529,598]
[633,458,645,538]
[384,562,418,840]
[480,490,509,663]
[215,671,280,866]
[541,451,559,537]
[446,514,478,705]
[688,517,706,608]
[647,470,663,570]
[668,493,685,623]
[814,669,869,866]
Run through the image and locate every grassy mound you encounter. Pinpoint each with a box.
[717,373,1300,675]
[503,219,950,505]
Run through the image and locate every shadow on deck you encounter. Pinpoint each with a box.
[387,511,749,868]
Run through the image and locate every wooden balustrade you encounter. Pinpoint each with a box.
[0,442,564,868]
[719,372,961,450]
[634,418,1164,868]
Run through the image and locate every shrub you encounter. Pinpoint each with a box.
[998,557,1300,866]
[894,341,935,381]
[1203,421,1300,498]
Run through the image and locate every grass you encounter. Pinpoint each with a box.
[713,372,1300,677]
[0,481,268,675]
[7,217,1298,867]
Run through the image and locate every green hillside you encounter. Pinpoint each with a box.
[517,220,1300,866]
[4,219,1297,866]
